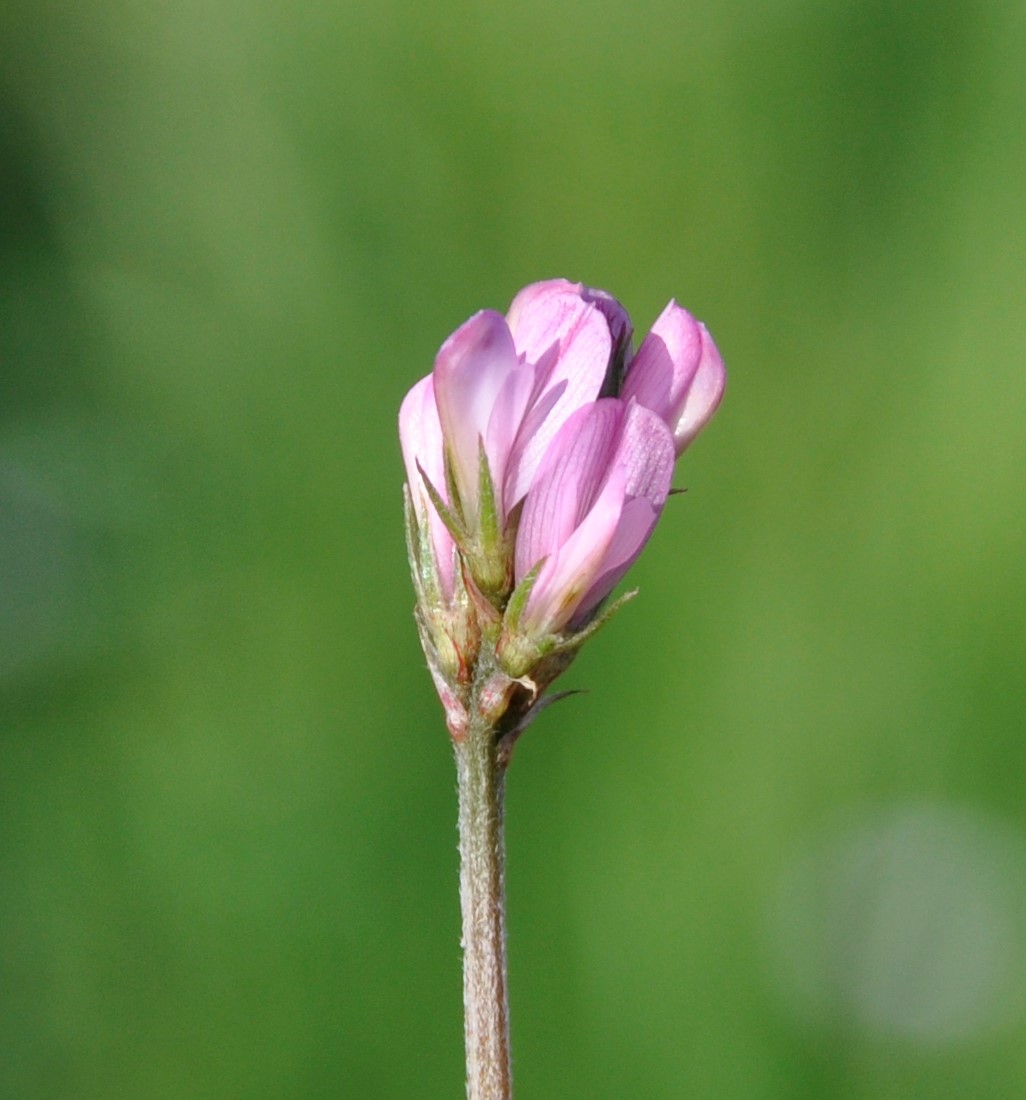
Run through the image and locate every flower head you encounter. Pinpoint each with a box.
[399,280,726,736]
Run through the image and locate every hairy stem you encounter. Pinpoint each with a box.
[455,717,512,1100]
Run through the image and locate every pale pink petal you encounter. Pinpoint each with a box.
[504,282,615,505]
[572,405,674,621]
[576,496,661,609]
[619,300,702,436]
[484,357,536,507]
[432,310,522,517]
[520,464,628,636]
[514,400,623,581]
[509,282,610,392]
[501,379,566,504]
[398,374,456,598]
[515,401,674,633]
[399,375,442,494]
[506,282,630,379]
[673,323,726,452]
[615,401,677,502]
[505,279,584,366]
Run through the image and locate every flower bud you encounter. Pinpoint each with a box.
[620,301,726,455]
[399,280,725,735]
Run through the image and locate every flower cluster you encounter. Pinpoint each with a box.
[400,279,725,741]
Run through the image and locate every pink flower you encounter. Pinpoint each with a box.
[400,280,726,676]
[402,279,730,717]
[619,301,726,455]
[512,398,675,637]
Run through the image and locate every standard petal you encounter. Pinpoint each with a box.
[505,279,585,366]
[399,374,456,597]
[614,400,677,504]
[504,282,617,506]
[432,310,522,517]
[619,300,703,437]
[514,400,675,635]
[520,463,628,636]
[571,405,674,622]
[507,280,629,391]
[514,399,623,582]
[672,323,726,452]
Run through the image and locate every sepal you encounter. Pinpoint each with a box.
[495,585,638,685]
[416,440,515,608]
[417,458,467,549]
[469,437,513,602]
[404,483,481,688]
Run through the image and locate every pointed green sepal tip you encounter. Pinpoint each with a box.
[551,588,640,657]
[403,483,420,571]
[463,436,512,601]
[502,557,545,634]
[442,446,466,525]
[416,458,467,550]
[493,559,551,678]
[403,484,432,605]
[476,436,501,552]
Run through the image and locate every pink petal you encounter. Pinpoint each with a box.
[515,400,674,635]
[399,375,442,492]
[572,404,674,621]
[619,300,702,439]
[520,463,628,636]
[484,356,536,510]
[505,280,586,366]
[673,323,726,452]
[432,310,525,518]
[504,282,617,506]
[575,496,660,610]
[514,400,623,581]
[398,374,456,598]
[615,400,678,504]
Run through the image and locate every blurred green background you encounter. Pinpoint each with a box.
[3,1,1025,1097]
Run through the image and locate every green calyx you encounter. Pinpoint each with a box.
[417,439,514,607]
[496,582,639,683]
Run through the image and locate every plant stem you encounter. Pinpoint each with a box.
[455,715,512,1100]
